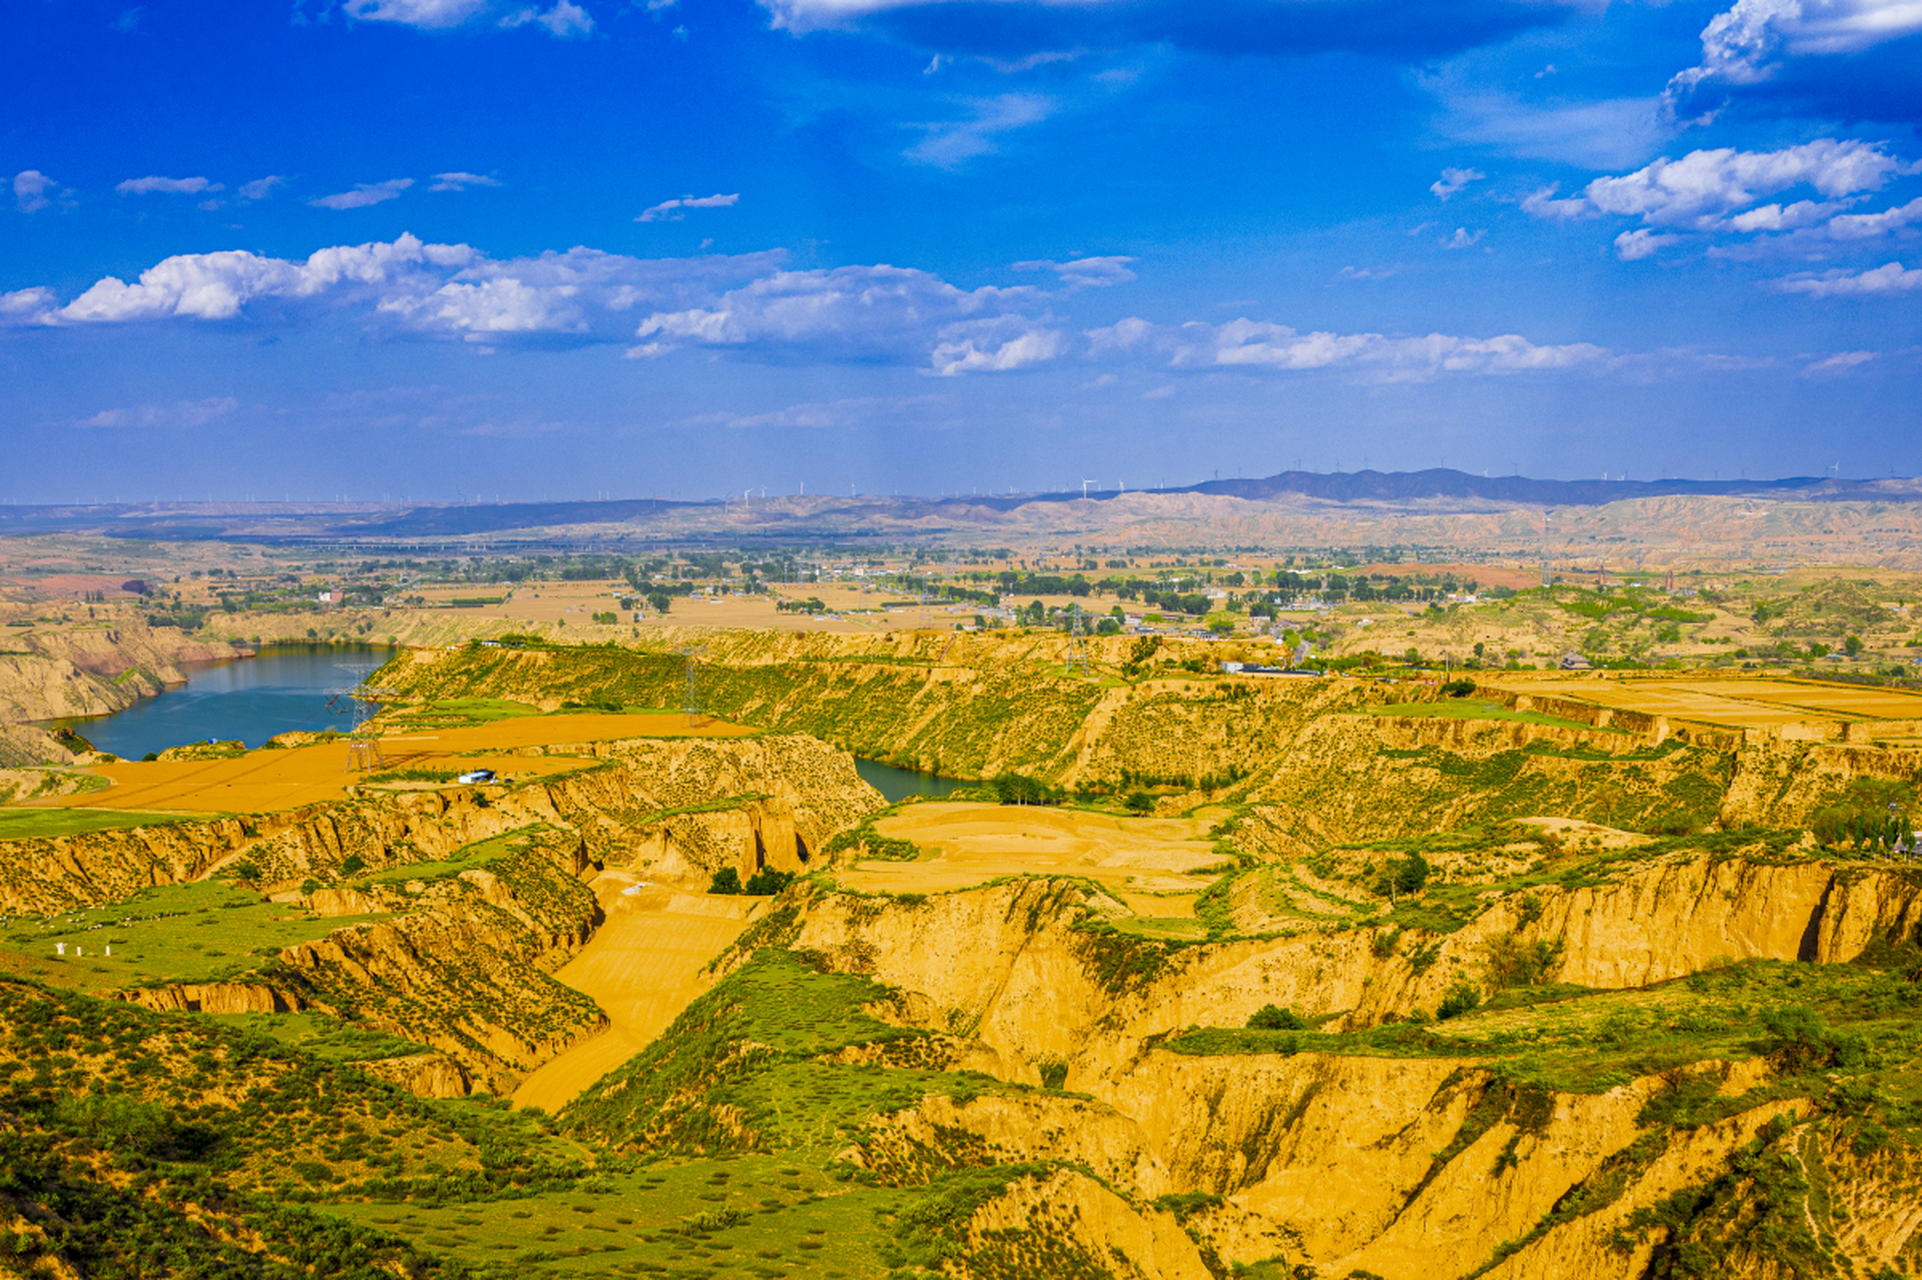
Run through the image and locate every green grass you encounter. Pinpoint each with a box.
[1169,958,1922,1103]
[1360,701,1598,731]
[358,828,537,887]
[319,1157,899,1279]
[205,1009,436,1063]
[0,879,387,991]
[0,808,198,840]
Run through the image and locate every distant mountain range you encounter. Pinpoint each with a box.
[0,469,1916,544]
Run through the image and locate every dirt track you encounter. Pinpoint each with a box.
[511,877,758,1114]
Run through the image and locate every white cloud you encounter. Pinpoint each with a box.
[1615,229,1681,260]
[1011,256,1136,288]
[35,235,799,347]
[1824,195,1922,238]
[116,175,221,196]
[1442,227,1484,249]
[13,170,57,213]
[1334,265,1397,281]
[1667,0,1922,107]
[239,176,286,201]
[1430,167,1485,201]
[53,234,475,323]
[0,287,56,325]
[1085,316,1609,381]
[500,1,594,36]
[905,94,1052,167]
[1566,139,1904,227]
[1803,349,1879,376]
[431,171,502,191]
[1427,84,1672,170]
[629,263,1055,374]
[310,178,415,210]
[1527,139,1920,259]
[379,277,585,334]
[637,192,740,222]
[77,397,239,429]
[343,0,489,27]
[1771,260,1922,295]
[1726,198,1848,231]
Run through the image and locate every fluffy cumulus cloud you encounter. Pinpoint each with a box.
[1525,138,1920,259]
[1011,256,1136,288]
[310,178,415,210]
[1086,316,1609,381]
[636,192,739,223]
[629,264,1059,375]
[1667,0,1922,106]
[0,288,57,325]
[13,170,58,213]
[116,175,220,196]
[16,235,1066,374]
[1771,260,1922,294]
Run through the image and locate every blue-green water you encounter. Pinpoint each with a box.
[51,645,395,759]
[853,758,970,803]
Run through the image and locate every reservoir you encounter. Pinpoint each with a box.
[51,644,395,760]
[852,758,970,803]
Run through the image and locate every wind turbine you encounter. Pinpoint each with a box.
[1081,479,1099,498]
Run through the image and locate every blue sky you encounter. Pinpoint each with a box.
[4,0,1920,502]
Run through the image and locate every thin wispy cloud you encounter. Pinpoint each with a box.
[117,176,221,196]
[905,94,1053,167]
[1430,167,1485,201]
[636,193,739,223]
[309,178,414,210]
[1011,256,1137,289]
[430,172,503,192]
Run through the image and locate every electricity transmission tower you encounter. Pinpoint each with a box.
[678,645,705,729]
[327,662,398,772]
[1064,606,1091,676]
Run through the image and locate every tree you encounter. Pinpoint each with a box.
[1844,634,1864,658]
[1393,852,1431,896]
[708,867,742,894]
[1124,791,1155,815]
[1437,979,1481,1021]
[647,591,671,614]
[1247,1004,1306,1030]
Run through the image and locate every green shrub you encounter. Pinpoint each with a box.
[1437,979,1482,1021]
[709,867,743,895]
[742,868,793,896]
[1246,1004,1307,1031]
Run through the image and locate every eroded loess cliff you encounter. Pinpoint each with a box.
[0,731,883,917]
[621,839,1922,1279]
[0,623,245,724]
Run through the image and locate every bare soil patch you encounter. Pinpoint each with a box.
[839,801,1225,910]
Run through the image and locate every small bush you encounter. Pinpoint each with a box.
[1437,978,1482,1021]
[1247,1004,1307,1031]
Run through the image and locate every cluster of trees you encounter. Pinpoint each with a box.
[708,867,796,895]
